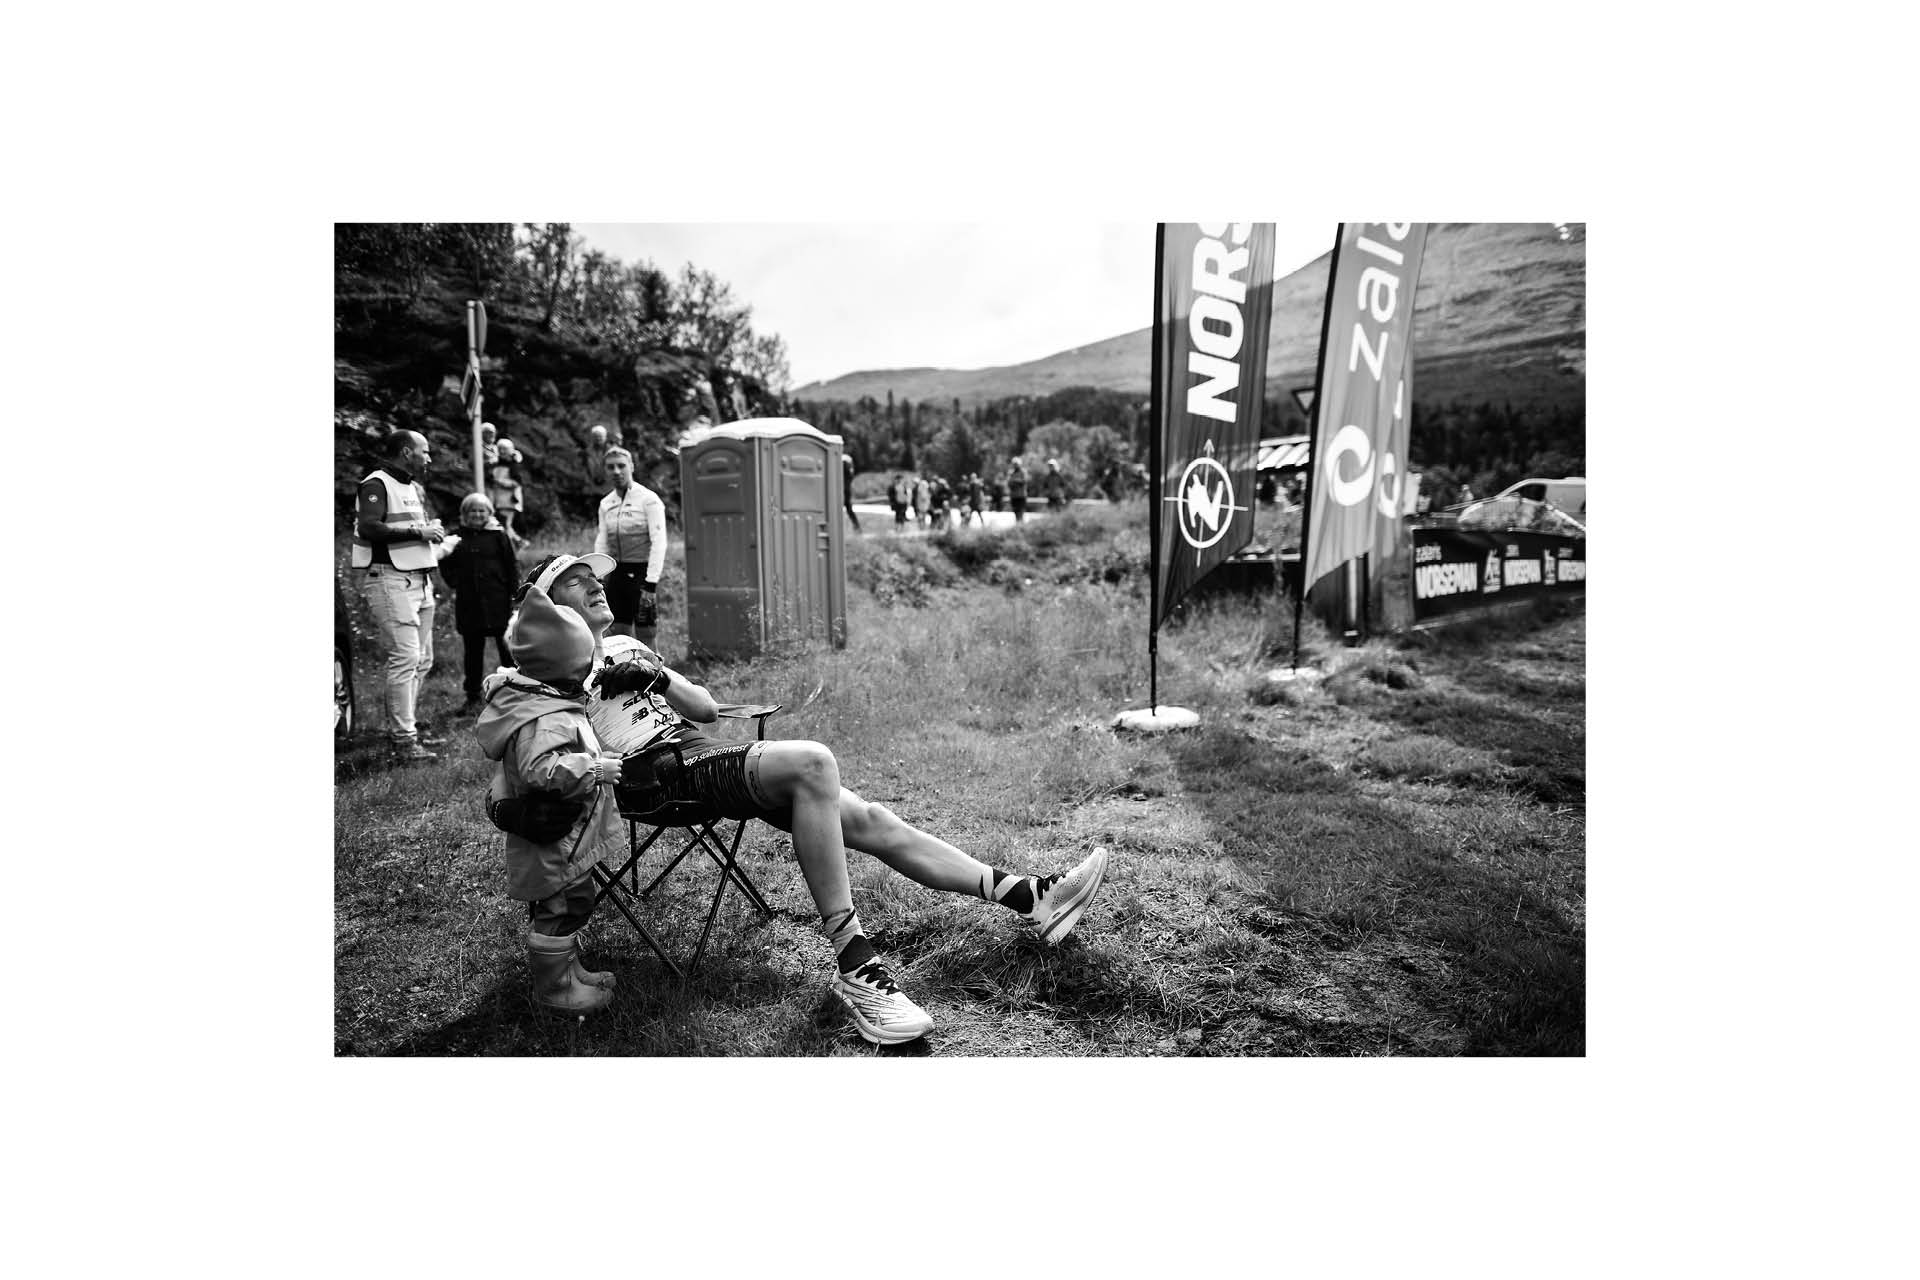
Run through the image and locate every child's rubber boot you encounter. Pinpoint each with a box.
[569,935,616,991]
[528,931,613,1014]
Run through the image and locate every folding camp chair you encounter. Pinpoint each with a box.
[588,684,822,979]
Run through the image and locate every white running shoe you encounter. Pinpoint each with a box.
[831,959,935,1045]
[1030,846,1110,945]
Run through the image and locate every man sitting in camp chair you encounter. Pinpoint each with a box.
[492,552,1109,1046]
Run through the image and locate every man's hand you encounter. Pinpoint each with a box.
[422,519,447,543]
[597,653,668,699]
[487,791,585,842]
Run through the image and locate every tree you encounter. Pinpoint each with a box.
[669,264,752,367]
[516,222,578,330]
[739,332,791,393]
[431,223,515,298]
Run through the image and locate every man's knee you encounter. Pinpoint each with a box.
[774,741,840,798]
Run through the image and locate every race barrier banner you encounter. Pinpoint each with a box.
[1303,223,1430,591]
[1152,222,1278,629]
[1410,527,1587,622]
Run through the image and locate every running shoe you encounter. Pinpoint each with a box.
[1029,845,1110,944]
[831,959,934,1045]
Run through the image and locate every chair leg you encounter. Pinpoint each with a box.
[589,865,686,981]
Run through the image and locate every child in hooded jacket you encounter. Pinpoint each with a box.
[473,580,631,1013]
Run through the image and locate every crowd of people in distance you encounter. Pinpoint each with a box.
[874,454,1108,531]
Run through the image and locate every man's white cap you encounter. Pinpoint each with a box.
[526,552,616,597]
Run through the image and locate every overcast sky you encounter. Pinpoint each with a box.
[574,223,1334,390]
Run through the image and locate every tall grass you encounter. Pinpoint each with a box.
[336,505,1584,1056]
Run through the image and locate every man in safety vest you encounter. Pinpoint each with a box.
[352,429,448,763]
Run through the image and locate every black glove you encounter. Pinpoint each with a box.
[597,653,668,698]
[634,592,658,628]
[487,791,585,842]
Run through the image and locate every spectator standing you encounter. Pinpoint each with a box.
[351,429,447,763]
[592,446,668,645]
[966,472,985,526]
[584,424,610,491]
[1006,457,1029,523]
[929,475,950,528]
[842,451,860,531]
[912,474,931,527]
[440,492,521,713]
[491,434,528,548]
[887,472,910,527]
[989,475,1005,513]
[1042,458,1067,512]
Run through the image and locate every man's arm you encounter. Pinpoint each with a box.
[598,642,719,723]
[653,664,717,723]
[355,479,445,543]
[644,489,667,585]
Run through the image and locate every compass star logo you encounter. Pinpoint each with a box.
[1164,440,1249,556]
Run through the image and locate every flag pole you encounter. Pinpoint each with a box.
[466,301,486,496]
[1292,225,1344,671]
[1147,224,1166,714]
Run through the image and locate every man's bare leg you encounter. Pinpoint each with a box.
[752,741,932,1043]
[837,788,992,893]
[751,742,853,917]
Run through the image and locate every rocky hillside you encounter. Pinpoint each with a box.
[789,223,1584,415]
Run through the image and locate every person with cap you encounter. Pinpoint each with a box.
[474,579,633,1014]
[509,552,1112,1046]
[1042,458,1067,512]
[438,492,520,713]
[591,446,668,645]
[351,428,448,763]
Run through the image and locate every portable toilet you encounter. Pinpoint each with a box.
[679,418,849,658]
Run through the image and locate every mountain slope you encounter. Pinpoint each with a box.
[790,223,1584,413]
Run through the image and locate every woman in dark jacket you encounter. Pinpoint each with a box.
[441,492,522,709]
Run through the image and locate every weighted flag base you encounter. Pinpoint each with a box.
[1112,706,1200,734]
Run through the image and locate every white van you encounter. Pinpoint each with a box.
[1493,476,1585,520]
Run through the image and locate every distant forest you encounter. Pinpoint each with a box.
[796,385,1585,509]
[335,224,1583,529]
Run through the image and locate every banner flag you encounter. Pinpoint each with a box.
[1302,223,1429,591]
[1151,222,1278,630]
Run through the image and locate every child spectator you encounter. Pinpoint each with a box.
[474,568,632,1014]
[439,493,520,712]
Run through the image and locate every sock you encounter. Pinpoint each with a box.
[979,868,1056,918]
[822,906,876,974]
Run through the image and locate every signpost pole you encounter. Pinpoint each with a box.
[466,301,486,496]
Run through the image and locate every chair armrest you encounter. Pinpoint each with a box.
[714,703,784,741]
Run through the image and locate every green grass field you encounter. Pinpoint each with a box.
[334,505,1584,1056]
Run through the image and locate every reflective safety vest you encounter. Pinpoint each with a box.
[350,468,435,570]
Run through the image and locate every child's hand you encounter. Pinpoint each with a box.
[592,755,624,786]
